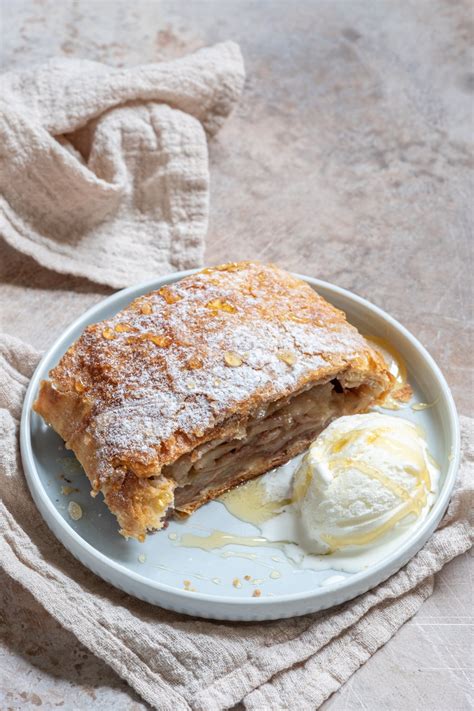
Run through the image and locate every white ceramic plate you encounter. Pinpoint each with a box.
[21,272,460,621]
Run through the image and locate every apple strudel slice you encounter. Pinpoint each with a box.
[34,262,393,540]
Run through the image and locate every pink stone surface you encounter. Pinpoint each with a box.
[0,0,472,708]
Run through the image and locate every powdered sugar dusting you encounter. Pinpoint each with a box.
[49,263,375,482]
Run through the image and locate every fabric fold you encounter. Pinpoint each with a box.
[0,333,472,710]
[0,42,245,288]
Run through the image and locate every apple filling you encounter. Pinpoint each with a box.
[163,376,381,516]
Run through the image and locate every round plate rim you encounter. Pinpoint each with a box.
[20,270,461,617]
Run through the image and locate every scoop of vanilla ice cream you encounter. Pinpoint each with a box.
[293,413,439,554]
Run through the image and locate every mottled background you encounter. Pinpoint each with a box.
[0,0,472,709]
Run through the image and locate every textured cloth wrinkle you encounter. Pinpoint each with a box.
[0,42,245,288]
[0,332,472,710]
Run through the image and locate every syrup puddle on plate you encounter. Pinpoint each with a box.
[411,398,439,412]
[179,530,269,551]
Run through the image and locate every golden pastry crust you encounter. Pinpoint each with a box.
[34,262,393,539]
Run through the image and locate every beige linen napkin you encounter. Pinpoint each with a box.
[0,43,245,288]
[0,333,472,710]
